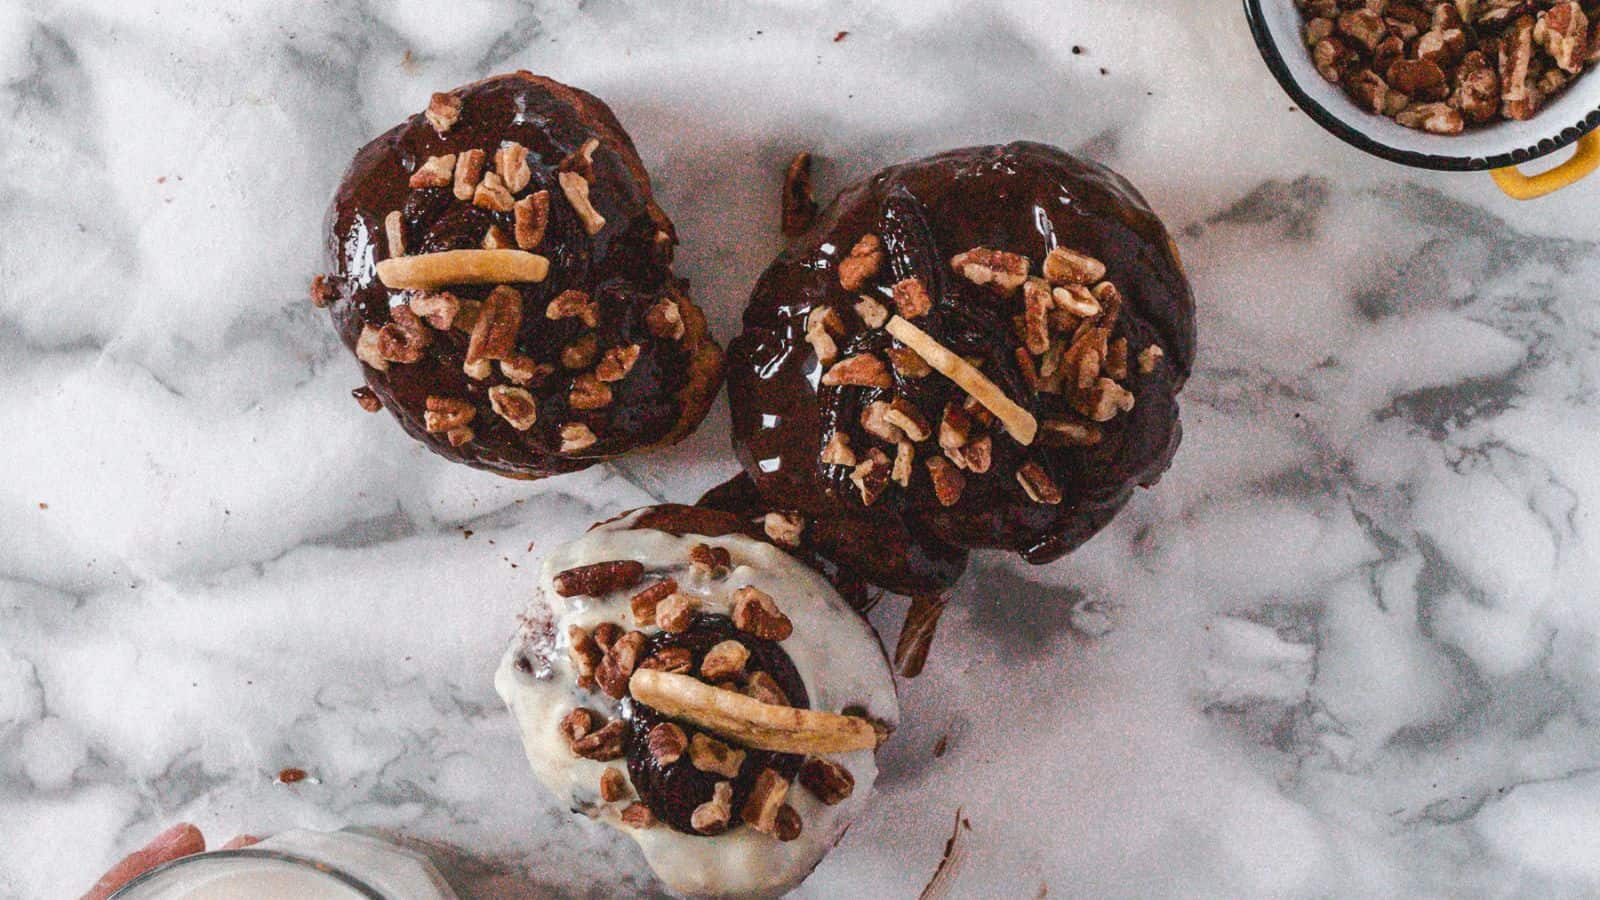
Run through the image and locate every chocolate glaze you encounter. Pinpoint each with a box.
[727,142,1195,567]
[325,73,723,479]
[620,614,809,834]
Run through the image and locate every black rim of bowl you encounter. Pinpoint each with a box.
[1243,0,1600,172]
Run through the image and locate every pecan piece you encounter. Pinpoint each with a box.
[1313,37,1357,83]
[572,719,626,761]
[351,386,382,412]
[892,277,933,318]
[559,138,599,182]
[1396,101,1464,134]
[762,510,805,548]
[799,757,854,805]
[1016,460,1063,504]
[423,396,474,432]
[689,733,746,779]
[854,294,890,329]
[488,385,538,431]
[691,781,734,835]
[731,586,794,641]
[1137,344,1165,374]
[1040,418,1103,447]
[950,247,1029,292]
[689,543,732,578]
[309,274,338,308]
[646,297,685,340]
[945,433,993,474]
[453,148,486,201]
[558,707,596,749]
[1535,2,1589,75]
[638,646,693,674]
[560,422,598,453]
[425,92,461,133]
[822,354,892,388]
[495,141,532,193]
[850,447,893,505]
[355,325,388,371]
[1042,247,1106,286]
[408,292,460,330]
[409,153,456,189]
[473,171,515,212]
[599,767,630,802]
[891,440,914,487]
[838,233,885,291]
[926,456,966,507]
[860,400,907,443]
[595,344,641,382]
[559,170,606,235]
[781,151,817,236]
[553,560,645,597]
[1336,9,1386,52]
[383,210,406,258]
[561,334,599,370]
[377,305,432,363]
[820,432,858,467]
[569,373,613,410]
[656,593,699,632]
[568,625,603,689]
[741,768,790,834]
[465,285,523,364]
[1022,278,1052,355]
[887,346,932,378]
[700,640,750,681]
[1073,377,1137,422]
[500,355,552,386]
[775,805,803,841]
[647,722,687,765]
[1387,59,1449,101]
[546,289,599,328]
[514,191,550,250]
[596,630,647,699]
[630,579,677,627]
[620,803,655,829]
[744,670,790,707]
[804,306,844,366]
[1500,15,1539,120]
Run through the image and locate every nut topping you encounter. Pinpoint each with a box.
[762,511,805,548]
[560,422,598,453]
[558,707,596,749]
[775,805,803,842]
[700,640,750,681]
[1137,344,1164,374]
[945,433,993,474]
[562,335,598,370]
[572,719,626,761]
[639,646,693,674]
[595,344,642,382]
[568,625,602,689]
[854,295,890,329]
[744,670,789,707]
[647,722,687,765]
[838,233,885,291]
[860,401,907,444]
[409,153,456,189]
[569,373,613,410]
[546,289,600,328]
[689,543,733,578]
[646,297,686,340]
[552,560,645,597]
[559,138,600,182]
[444,426,474,447]
[656,593,699,632]
[472,170,514,212]
[351,386,382,412]
[691,781,734,835]
[821,354,892,388]
[891,440,914,487]
[731,586,793,641]
[630,579,678,627]
[599,767,630,802]
[499,355,551,386]
[1040,418,1103,447]
[424,92,461,133]
[408,292,460,330]
[741,768,790,834]
[596,630,646,699]
[798,758,855,805]
[850,447,893,506]
[465,285,523,364]
[804,306,844,366]
[377,305,432,363]
[453,148,486,201]
[309,274,338,308]
[887,346,932,378]
[892,276,933,318]
[820,432,858,467]
[1042,246,1107,285]
[950,247,1029,292]
[621,803,655,829]
[375,250,549,290]
[495,141,532,193]
[483,223,513,250]
[1021,279,1052,355]
[423,396,475,433]
[690,733,746,779]
[355,326,388,371]
[514,191,550,249]
[488,385,538,430]
[1016,460,1063,504]
[1074,377,1137,422]
[558,170,606,235]
[926,456,966,506]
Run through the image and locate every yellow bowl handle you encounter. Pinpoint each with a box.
[1491,131,1600,200]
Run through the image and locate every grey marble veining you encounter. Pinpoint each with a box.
[5,0,1600,897]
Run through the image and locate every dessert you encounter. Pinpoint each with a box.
[314,73,723,478]
[725,142,1193,656]
[494,507,898,898]
[1298,0,1596,133]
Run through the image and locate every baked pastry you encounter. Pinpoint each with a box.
[314,72,723,479]
[494,506,898,898]
[727,142,1194,569]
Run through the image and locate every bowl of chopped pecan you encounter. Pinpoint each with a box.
[1246,0,1600,199]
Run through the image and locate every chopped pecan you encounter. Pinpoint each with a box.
[546,289,600,327]
[595,344,641,382]
[1137,344,1164,374]
[425,92,461,133]
[744,670,790,706]
[559,138,600,182]
[1313,37,1357,83]
[639,646,693,674]
[593,622,622,650]
[700,640,750,681]
[938,401,974,449]
[689,543,732,577]
[1396,101,1465,134]
[409,153,456,189]
[1344,68,1394,115]
[1105,337,1129,380]
[891,440,914,487]
[656,593,699,632]
[741,768,790,834]
[691,781,734,835]
[454,298,482,332]
[850,447,893,505]
[945,433,993,474]
[356,326,388,371]
[647,722,687,765]
[309,274,338,307]
[423,396,475,432]
[453,149,486,201]
[1016,460,1063,504]
[501,355,552,385]
[860,401,907,443]
[599,767,630,802]
[646,297,685,340]
[1304,16,1334,47]
[630,579,678,627]
[804,306,844,366]
[1536,2,1589,74]
[854,295,890,329]
[495,141,532,193]
[1022,279,1052,355]
[558,707,596,749]
[559,170,606,235]
[950,247,1029,292]
[408,292,460,330]
[445,426,474,447]
[926,456,966,506]
[690,733,746,779]
[762,511,805,548]
[620,803,655,828]
[488,385,538,430]
[562,334,600,370]
[352,386,382,412]
[1040,418,1103,447]
[1042,247,1106,286]
[798,758,854,805]
[560,422,598,453]
[1387,59,1449,100]
[464,285,523,365]
[887,346,932,378]
[572,719,626,761]
[1336,9,1386,52]
[378,305,432,363]
[822,354,892,388]
[596,630,646,699]
[1073,377,1137,422]
[820,432,858,467]
[553,560,645,597]
[731,586,794,641]
[473,171,515,212]
[775,805,803,841]
[781,151,818,236]
[892,277,933,318]
[1500,15,1538,119]
[568,625,602,689]
[1416,26,1467,66]
[884,398,931,442]
[838,233,885,291]
[514,191,550,249]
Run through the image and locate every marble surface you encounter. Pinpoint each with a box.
[5,0,1600,897]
